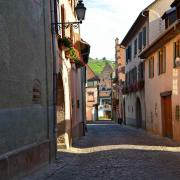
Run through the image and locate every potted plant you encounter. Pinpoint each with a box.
[57,36,72,50]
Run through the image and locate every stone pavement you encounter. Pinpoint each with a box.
[24,121,180,180]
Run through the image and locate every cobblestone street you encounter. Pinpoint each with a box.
[25,121,180,180]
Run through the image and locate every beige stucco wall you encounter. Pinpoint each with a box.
[57,0,82,147]
[145,34,180,140]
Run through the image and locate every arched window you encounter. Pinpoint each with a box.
[32,79,41,104]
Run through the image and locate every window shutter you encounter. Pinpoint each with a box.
[134,39,137,56]
[173,42,176,68]
[152,57,154,77]
[158,51,160,75]
[163,47,166,73]
[143,27,146,47]
[149,58,152,78]
[138,32,142,50]
[126,48,128,64]
[129,45,132,61]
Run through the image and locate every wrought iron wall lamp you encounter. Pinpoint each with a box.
[52,0,86,30]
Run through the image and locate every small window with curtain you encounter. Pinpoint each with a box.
[174,40,180,67]
[158,47,166,75]
[149,56,154,78]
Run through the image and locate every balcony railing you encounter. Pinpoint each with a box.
[122,80,144,95]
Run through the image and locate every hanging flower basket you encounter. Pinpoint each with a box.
[57,36,72,50]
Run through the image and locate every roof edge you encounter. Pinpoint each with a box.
[121,0,158,46]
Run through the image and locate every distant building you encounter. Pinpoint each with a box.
[98,63,114,120]
[140,0,180,140]
[113,38,125,123]
[86,65,100,121]
[86,62,114,121]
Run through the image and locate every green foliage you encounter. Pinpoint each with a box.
[88,57,115,75]
[69,47,84,67]
[69,47,78,60]
[58,36,72,48]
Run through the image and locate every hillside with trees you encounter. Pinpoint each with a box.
[88,57,115,75]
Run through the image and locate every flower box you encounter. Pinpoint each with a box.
[57,36,72,50]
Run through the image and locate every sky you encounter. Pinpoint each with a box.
[80,0,155,61]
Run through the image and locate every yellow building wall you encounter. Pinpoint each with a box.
[145,34,180,140]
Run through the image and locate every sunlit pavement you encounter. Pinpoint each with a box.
[25,121,180,180]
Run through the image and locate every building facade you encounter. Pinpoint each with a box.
[0,0,89,179]
[55,0,90,147]
[0,1,54,179]
[140,0,180,140]
[121,0,174,128]
[86,65,100,121]
[113,38,125,123]
[98,63,114,120]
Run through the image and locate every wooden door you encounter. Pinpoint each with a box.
[161,95,173,138]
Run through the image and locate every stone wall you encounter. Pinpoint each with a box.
[0,0,54,178]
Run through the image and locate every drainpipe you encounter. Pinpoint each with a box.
[50,0,58,160]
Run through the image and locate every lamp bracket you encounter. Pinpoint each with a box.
[52,21,82,31]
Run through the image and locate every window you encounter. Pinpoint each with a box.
[158,47,166,75]
[134,39,137,56]
[32,80,41,104]
[168,11,176,27]
[178,6,180,19]
[138,62,144,81]
[87,81,94,87]
[143,27,146,47]
[128,45,132,61]
[126,48,128,64]
[88,92,94,102]
[126,45,132,63]
[174,40,180,67]
[149,56,154,78]
[138,32,142,51]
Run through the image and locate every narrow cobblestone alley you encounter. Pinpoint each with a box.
[25,121,180,180]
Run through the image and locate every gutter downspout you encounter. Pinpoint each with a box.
[50,0,58,159]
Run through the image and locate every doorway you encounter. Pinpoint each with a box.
[136,98,142,128]
[161,94,173,138]
[56,73,65,148]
